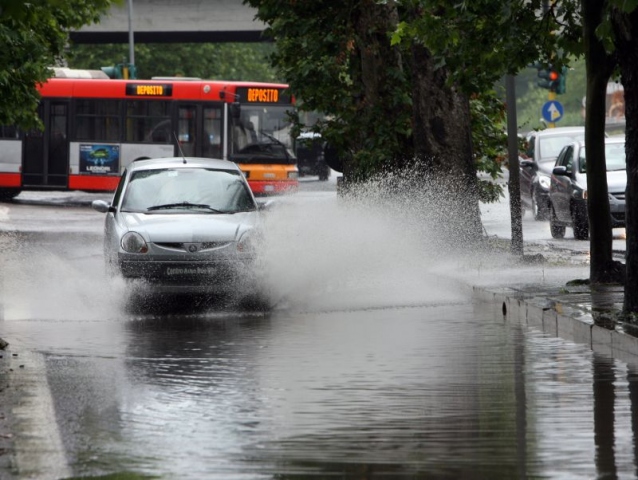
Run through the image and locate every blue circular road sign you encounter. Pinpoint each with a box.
[542,100,564,123]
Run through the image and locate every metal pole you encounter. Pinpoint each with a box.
[127,0,135,66]
[506,74,524,256]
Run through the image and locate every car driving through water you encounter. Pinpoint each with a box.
[91,157,268,306]
[548,136,626,240]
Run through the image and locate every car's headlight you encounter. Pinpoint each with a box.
[237,232,259,255]
[121,232,148,253]
[571,188,587,200]
[537,174,551,190]
[288,171,299,179]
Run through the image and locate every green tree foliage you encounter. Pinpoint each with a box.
[244,0,414,182]
[0,0,114,129]
[393,1,582,93]
[243,0,581,202]
[65,42,280,82]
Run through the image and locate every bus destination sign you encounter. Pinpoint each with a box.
[235,87,290,104]
[126,83,173,97]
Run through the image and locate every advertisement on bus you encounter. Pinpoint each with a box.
[79,144,120,175]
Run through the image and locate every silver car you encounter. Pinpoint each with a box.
[92,157,266,303]
[520,126,586,220]
[549,136,626,240]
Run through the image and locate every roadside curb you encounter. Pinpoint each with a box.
[473,284,638,366]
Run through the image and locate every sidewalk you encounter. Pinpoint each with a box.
[473,279,638,365]
[475,182,637,366]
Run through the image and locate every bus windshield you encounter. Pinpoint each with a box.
[230,104,296,165]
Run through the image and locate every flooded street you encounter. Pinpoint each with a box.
[1,180,638,478]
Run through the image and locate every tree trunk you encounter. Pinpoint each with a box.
[410,42,483,244]
[582,0,618,283]
[343,0,411,182]
[611,8,638,313]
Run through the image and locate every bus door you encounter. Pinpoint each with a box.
[22,100,69,188]
[176,104,223,159]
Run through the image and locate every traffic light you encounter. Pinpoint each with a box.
[533,63,567,94]
[101,65,122,79]
[537,67,559,90]
[555,66,567,94]
[100,64,137,79]
[121,63,137,79]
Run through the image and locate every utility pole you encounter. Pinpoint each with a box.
[506,75,524,256]
[128,0,135,67]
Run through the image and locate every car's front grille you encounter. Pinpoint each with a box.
[154,241,231,252]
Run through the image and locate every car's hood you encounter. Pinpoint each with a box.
[573,170,626,192]
[118,212,257,242]
[607,170,627,192]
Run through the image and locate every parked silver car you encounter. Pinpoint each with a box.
[92,157,267,304]
[548,136,626,240]
[520,126,586,220]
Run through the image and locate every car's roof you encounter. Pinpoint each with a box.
[562,136,624,153]
[128,157,241,172]
[530,126,585,137]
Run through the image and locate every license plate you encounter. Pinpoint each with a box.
[164,266,216,276]
[264,185,275,192]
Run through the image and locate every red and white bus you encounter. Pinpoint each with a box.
[0,70,299,200]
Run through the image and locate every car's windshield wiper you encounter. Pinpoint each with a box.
[147,202,223,213]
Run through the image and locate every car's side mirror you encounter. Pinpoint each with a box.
[257,199,276,211]
[92,199,115,213]
[520,159,535,169]
[552,166,568,176]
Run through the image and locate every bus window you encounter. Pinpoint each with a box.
[0,125,19,139]
[178,106,196,156]
[126,100,171,143]
[203,107,222,158]
[74,99,121,141]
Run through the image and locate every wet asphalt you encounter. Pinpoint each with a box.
[1,180,637,478]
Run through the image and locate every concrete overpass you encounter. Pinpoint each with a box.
[70,0,267,44]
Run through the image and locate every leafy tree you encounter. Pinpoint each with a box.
[397,0,638,308]
[0,0,114,130]
[65,42,280,82]
[245,0,493,242]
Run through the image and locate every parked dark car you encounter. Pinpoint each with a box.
[295,131,331,181]
[548,136,626,240]
[520,126,586,220]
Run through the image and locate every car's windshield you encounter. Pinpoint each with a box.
[579,143,626,173]
[539,134,585,160]
[121,168,256,213]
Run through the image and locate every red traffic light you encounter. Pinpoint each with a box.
[549,70,559,81]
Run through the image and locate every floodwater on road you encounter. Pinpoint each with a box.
[1,184,638,478]
[4,284,638,478]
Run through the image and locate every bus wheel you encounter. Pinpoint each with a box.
[0,189,21,202]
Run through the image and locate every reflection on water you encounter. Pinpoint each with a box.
[41,301,638,479]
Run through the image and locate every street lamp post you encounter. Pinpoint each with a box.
[128,0,135,66]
